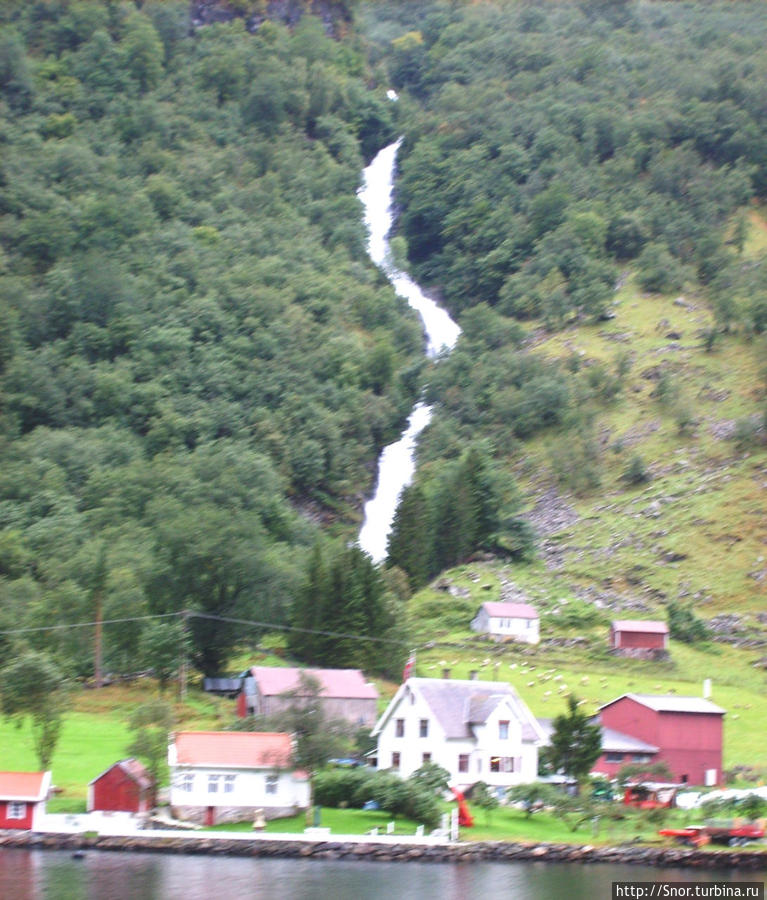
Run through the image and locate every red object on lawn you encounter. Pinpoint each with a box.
[451,787,474,827]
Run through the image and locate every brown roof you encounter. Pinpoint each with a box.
[611,619,669,634]
[172,732,293,768]
[249,667,378,700]
[89,758,153,789]
[0,771,50,801]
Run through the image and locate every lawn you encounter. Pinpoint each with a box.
[203,807,423,837]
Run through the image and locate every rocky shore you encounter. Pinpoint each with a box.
[2,832,766,871]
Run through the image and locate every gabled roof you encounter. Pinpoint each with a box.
[89,758,153,789]
[600,694,725,715]
[611,620,669,634]
[248,667,378,701]
[171,732,293,769]
[0,771,51,802]
[374,678,544,743]
[479,602,538,620]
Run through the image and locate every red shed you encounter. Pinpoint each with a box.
[597,694,724,786]
[0,771,51,831]
[610,620,669,657]
[87,758,155,814]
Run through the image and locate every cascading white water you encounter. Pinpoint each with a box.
[357,140,461,564]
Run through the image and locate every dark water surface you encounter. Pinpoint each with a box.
[1,849,764,900]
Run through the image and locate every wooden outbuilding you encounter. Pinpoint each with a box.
[87,758,155,814]
[610,620,669,658]
[0,771,51,831]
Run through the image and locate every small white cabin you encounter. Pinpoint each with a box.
[471,601,540,644]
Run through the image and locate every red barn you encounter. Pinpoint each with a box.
[87,758,155,814]
[596,694,724,786]
[0,771,51,831]
[610,620,669,658]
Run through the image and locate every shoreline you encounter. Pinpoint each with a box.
[2,831,766,871]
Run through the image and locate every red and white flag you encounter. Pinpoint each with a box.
[402,651,416,682]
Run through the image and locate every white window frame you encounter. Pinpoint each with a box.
[266,774,279,795]
[8,801,27,819]
[224,774,236,794]
[207,774,220,794]
[180,773,194,792]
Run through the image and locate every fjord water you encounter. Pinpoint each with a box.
[357,141,461,563]
[2,849,763,899]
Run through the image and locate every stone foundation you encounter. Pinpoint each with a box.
[2,832,766,871]
[170,805,302,825]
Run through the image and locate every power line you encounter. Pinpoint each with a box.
[0,612,183,636]
[0,610,410,647]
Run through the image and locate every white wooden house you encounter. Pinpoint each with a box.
[471,601,540,644]
[168,731,310,826]
[372,678,544,793]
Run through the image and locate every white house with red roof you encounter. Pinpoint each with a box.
[237,666,379,729]
[471,601,540,644]
[168,731,310,825]
[0,771,51,831]
[372,678,544,793]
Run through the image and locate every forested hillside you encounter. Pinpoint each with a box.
[0,1,417,677]
[365,1,767,625]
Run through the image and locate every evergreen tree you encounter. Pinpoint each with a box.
[386,483,431,589]
[541,695,602,792]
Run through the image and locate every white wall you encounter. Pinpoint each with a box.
[375,687,538,790]
[471,610,540,644]
[169,766,309,811]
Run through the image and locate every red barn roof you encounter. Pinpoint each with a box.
[172,732,293,768]
[248,667,378,700]
[0,771,51,801]
[611,620,669,634]
[481,602,539,620]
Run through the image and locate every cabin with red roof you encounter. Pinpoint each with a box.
[595,693,725,786]
[610,620,669,658]
[0,771,51,831]
[87,759,155,814]
[168,731,310,825]
[470,601,540,644]
[237,666,379,729]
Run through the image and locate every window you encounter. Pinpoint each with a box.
[395,718,405,738]
[605,752,624,764]
[458,754,469,774]
[419,719,429,738]
[224,775,236,794]
[498,720,509,740]
[207,775,220,793]
[633,754,650,764]
[392,752,401,769]
[180,773,194,792]
[266,775,279,795]
[8,801,26,819]
[422,753,432,765]
[490,757,515,773]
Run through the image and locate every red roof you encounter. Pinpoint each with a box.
[612,620,669,634]
[173,732,293,768]
[249,667,378,700]
[0,771,50,801]
[481,602,538,620]
[89,758,153,789]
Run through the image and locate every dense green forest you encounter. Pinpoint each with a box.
[364,0,767,589]
[2,0,767,686]
[0,0,418,677]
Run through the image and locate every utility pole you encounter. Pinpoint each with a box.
[179,609,190,701]
[92,545,108,689]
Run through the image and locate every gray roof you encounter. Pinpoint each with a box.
[601,693,725,715]
[412,678,542,742]
[536,718,659,753]
[600,727,659,754]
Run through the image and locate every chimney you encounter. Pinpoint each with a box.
[703,678,712,699]
[442,668,451,679]
[469,670,478,681]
